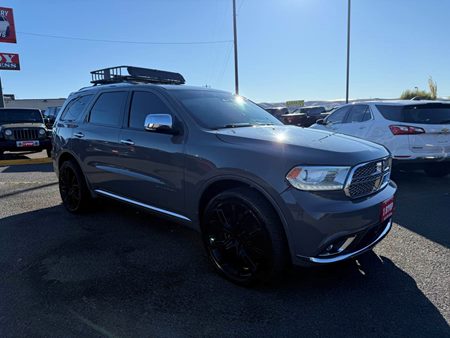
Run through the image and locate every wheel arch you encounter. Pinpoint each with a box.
[197,176,294,261]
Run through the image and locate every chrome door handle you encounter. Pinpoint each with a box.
[120,139,135,146]
[74,132,84,138]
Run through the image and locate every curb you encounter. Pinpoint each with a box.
[0,158,52,166]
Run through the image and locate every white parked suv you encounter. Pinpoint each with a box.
[310,101,450,177]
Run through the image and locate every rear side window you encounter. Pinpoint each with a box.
[60,95,93,122]
[89,92,128,127]
[376,104,450,124]
[347,105,371,123]
[327,106,351,124]
[129,91,171,129]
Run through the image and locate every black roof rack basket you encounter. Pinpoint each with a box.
[90,66,185,85]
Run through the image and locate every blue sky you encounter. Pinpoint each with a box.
[2,0,449,102]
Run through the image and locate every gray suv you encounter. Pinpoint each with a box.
[53,66,396,285]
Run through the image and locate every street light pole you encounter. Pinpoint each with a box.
[232,0,239,95]
[345,0,351,104]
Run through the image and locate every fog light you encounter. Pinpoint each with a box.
[4,129,12,136]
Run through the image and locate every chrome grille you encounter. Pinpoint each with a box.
[12,129,39,140]
[345,158,391,199]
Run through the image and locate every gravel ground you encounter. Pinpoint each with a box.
[0,163,449,337]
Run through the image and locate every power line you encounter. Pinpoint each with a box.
[17,31,233,46]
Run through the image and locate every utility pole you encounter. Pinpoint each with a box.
[345,0,351,104]
[232,0,239,95]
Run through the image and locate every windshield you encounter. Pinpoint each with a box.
[376,103,450,124]
[171,90,283,129]
[0,109,43,124]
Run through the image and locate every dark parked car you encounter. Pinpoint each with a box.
[53,66,396,286]
[282,105,330,127]
[0,108,52,158]
[265,106,288,120]
[43,106,62,129]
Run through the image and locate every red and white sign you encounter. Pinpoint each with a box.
[0,53,20,70]
[380,196,394,222]
[0,7,16,43]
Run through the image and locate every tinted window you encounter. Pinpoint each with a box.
[171,90,282,129]
[305,107,326,117]
[377,104,450,124]
[60,95,93,122]
[327,106,351,124]
[347,105,371,123]
[129,91,171,129]
[89,92,127,127]
[0,109,42,123]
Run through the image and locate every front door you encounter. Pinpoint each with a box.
[117,90,186,216]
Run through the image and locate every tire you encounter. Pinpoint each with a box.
[59,159,91,213]
[46,148,52,158]
[424,164,450,178]
[201,187,288,286]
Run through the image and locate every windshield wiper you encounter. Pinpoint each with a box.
[219,123,254,129]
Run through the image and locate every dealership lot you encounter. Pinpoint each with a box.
[0,163,449,337]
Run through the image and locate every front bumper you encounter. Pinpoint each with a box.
[0,138,52,152]
[278,181,397,266]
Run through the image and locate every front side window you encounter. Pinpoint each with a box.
[60,95,93,122]
[89,92,128,127]
[129,91,171,129]
[326,106,351,124]
[170,90,282,129]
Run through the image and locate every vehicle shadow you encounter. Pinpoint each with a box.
[392,170,450,248]
[0,203,448,337]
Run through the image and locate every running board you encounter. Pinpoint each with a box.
[94,189,191,222]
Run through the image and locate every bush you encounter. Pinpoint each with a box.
[400,89,434,100]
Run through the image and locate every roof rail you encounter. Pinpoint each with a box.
[90,66,185,85]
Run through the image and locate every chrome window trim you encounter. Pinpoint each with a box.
[297,219,392,264]
[344,156,391,199]
[94,189,192,222]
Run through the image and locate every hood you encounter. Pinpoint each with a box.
[0,122,45,129]
[214,125,389,165]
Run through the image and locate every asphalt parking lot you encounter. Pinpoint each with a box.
[0,162,449,337]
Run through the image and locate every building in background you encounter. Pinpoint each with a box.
[4,94,65,110]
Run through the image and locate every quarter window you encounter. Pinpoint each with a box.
[89,92,128,127]
[129,91,172,129]
[60,95,93,122]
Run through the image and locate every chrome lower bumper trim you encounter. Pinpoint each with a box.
[94,189,192,222]
[297,219,392,264]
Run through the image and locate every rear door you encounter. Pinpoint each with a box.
[377,103,450,155]
[117,90,186,215]
[72,90,129,193]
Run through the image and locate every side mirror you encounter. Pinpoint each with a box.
[316,118,326,125]
[144,114,177,134]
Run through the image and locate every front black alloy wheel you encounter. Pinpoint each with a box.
[202,188,288,286]
[59,160,90,213]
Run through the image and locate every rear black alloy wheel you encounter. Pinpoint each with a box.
[202,188,287,286]
[59,160,90,213]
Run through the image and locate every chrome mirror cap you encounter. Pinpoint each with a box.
[144,114,173,132]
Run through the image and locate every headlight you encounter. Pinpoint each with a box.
[286,166,351,191]
[4,129,12,136]
[39,129,46,135]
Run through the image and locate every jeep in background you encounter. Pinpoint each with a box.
[0,108,52,158]
[282,105,330,127]
[53,66,396,286]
